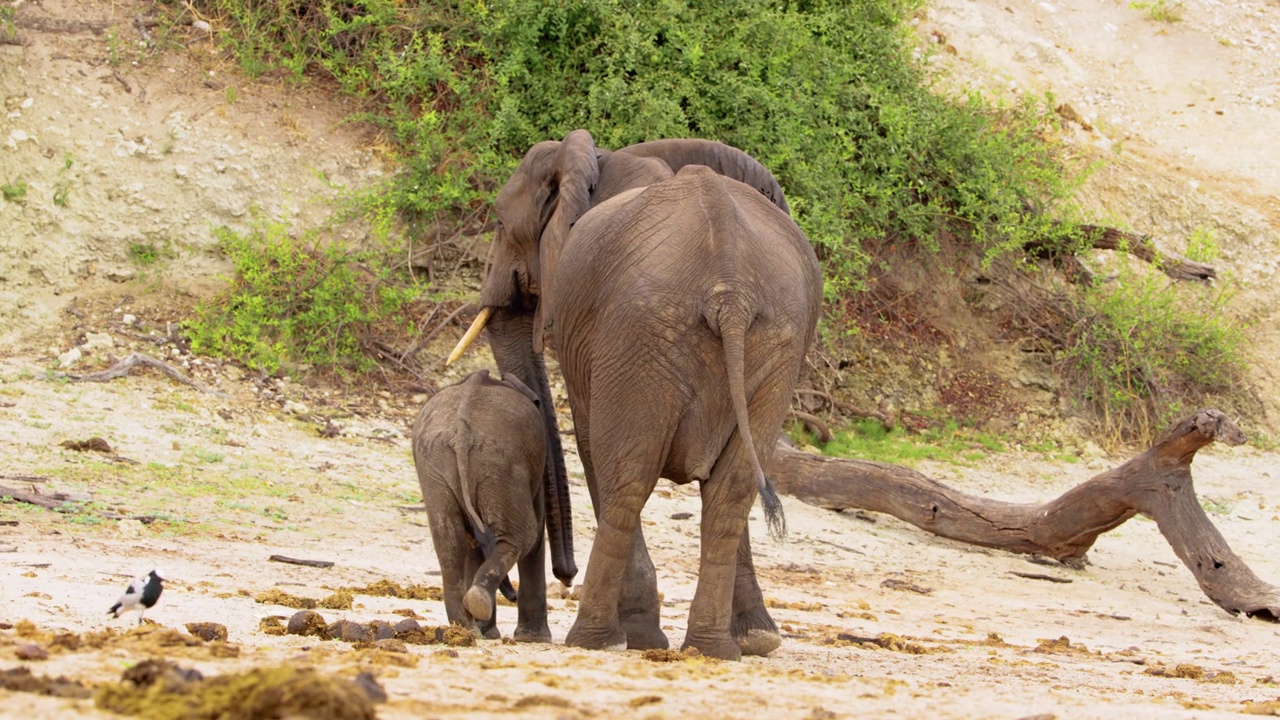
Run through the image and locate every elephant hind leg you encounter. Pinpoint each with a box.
[731,525,781,656]
[466,538,522,626]
[683,429,779,660]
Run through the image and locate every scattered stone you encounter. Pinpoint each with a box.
[57,347,82,368]
[329,619,372,643]
[184,622,228,643]
[15,643,49,660]
[353,671,387,703]
[286,610,330,639]
[59,437,113,453]
[0,666,91,698]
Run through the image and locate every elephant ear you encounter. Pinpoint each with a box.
[618,138,790,215]
[532,129,599,352]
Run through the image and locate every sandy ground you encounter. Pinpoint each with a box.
[2,304,1279,719]
[3,0,1280,718]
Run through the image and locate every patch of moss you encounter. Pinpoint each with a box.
[255,589,318,609]
[342,580,442,601]
[319,590,354,610]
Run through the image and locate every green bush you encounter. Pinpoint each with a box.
[1060,263,1249,444]
[190,0,1080,298]
[184,217,420,375]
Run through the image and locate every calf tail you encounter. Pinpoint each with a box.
[453,427,496,556]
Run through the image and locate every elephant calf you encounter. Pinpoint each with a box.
[411,369,553,642]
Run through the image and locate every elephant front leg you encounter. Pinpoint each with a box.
[731,525,781,656]
[512,537,552,643]
[618,525,669,650]
[572,421,668,651]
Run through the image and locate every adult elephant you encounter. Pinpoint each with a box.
[448,130,822,660]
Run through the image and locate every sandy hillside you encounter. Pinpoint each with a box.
[3,1,1280,719]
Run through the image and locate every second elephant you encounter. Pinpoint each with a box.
[411,369,556,642]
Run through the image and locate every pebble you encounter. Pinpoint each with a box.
[57,346,82,368]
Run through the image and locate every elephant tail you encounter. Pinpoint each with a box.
[708,295,787,543]
[452,427,496,558]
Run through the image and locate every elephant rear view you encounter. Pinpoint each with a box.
[411,369,556,643]
[447,130,822,660]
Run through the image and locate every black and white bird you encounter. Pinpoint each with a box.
[108,568,166,625]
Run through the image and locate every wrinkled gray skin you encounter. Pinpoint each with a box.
[411,370,553,642]
[478,130,822,660]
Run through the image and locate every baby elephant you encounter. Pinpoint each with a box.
[411,369,552,642]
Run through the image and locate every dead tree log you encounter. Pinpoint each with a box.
[767,409,1279,621]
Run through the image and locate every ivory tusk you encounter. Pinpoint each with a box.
[445,306,493,366]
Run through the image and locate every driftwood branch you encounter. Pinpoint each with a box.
[60,352,225,396]
[767,409,1279,621]
[1081,225,1215,282]
[0,484,80,511]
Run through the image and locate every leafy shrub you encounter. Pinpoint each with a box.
[189,0,1081,299]
[184,217,420,375]
[986,247,1249,446]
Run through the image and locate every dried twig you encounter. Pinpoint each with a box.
[60,352,226,396]
[1010,571,1073,584]
[268,554,335,569]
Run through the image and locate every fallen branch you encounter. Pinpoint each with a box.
[268,554,335,569]
[788,410,832,444]
[0,484,78,511]
[767,409,1279,621]
[60,352,225,396]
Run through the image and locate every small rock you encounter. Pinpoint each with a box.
[330,619,372,643]
[122,313,137,326]
[285,610,330,638]
[57,347,82,368]
[284,400,309,416]
[82,332,114,353]
[354,671,387,703]
[184,622,228,642]
[369,620,396,641]
[15,643,48,660]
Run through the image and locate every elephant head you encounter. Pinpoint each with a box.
[445,130,794,593]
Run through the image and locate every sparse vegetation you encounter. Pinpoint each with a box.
[183,215,422,375]
[789,416,1011,467]
[2,179,28,203]
[1129,0,1184,22]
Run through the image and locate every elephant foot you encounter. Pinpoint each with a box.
[513,623,553,644]
[681,633,742,662]
[620,618,669,650]
[564,621,627,652]
[480,624,501,640]
[736,628,781,656]
[463,586,493,622]
[732,608,781,656]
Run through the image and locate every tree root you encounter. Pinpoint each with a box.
[768,409,1279,621]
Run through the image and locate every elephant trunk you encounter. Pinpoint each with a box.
[486,307,577,587]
